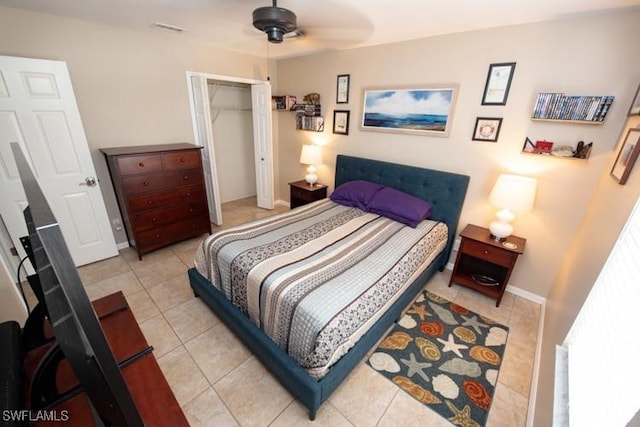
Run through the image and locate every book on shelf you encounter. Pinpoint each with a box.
[531,92,614,122]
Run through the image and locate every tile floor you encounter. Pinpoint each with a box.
[27,197,540,426]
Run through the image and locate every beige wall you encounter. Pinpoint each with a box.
[275,9,640,301]
[534,114,640,425]
[0,6,269,244]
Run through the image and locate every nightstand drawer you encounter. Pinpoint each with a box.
[461,239,514,267]
[162,150,202,170]
[291,186,313,201]
[117,154,163,176]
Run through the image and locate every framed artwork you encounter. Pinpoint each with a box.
[481,62,516,105]
[333,110,350,135]
[628,83,640,116]
[361,85,458,137]
[611,128,640,185]
[337,74,350,104]
[472,117,502,142]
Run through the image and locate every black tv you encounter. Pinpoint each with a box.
[11,143,143,426]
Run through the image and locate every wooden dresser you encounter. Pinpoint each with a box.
[101,143,211,259]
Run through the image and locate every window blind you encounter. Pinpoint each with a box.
[563,196,640,426]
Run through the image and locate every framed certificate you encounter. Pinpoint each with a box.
[336,74,350,104]
[481,62,516,105]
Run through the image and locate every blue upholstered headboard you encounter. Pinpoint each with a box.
[334,155,469,269]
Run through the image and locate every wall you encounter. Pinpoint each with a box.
[0,254,28,325]
[207,82,257,203]
[0,6,269,245]
[534,114,640,425]
[275,9,640,300]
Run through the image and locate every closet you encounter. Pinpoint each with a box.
[187,72,274,226]
[207,81,256,203]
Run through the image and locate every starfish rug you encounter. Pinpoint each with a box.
[366,290,509,427]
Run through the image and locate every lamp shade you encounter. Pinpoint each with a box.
[299,144,322,166]
[489,174,537,212]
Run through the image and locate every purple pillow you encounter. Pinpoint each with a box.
[368,187,433,227]
[330,180,385,210]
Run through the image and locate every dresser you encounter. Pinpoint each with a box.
[101,143,211,260]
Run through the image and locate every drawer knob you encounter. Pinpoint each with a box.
[483,250,489,255]
[189,208,194,213]
[138,162,144,167]
[186,192,191,197]
[180,158,185,163]
[143,181,149,186]
[183,175,189,181]
[147,200,153,205]
[155,234,160,238]
[152,217,157,222]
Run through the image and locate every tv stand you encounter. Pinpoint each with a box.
[24,292,188,426]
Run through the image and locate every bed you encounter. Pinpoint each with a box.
[187,154,469,420]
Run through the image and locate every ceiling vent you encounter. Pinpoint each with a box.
[151,22,187,33]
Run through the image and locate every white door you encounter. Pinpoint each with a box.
[251,83,274,209]
[0,55,118,266]
[188,74,223,225]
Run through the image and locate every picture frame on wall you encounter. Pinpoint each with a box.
[333,110,350,135]
[472,117,502,142]
[361,85,458,137]
[611,128,640,185]
[481,62,516,105]
[337,74,350,104]
[628,83,640,116]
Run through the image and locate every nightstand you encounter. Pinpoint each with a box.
[448,224,526,307]
[289,180,328,209]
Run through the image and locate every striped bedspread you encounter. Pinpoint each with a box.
[194,199,448,379]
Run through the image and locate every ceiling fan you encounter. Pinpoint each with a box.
[252,0,298,44]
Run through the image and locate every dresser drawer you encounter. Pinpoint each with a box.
[123,170,203,195]
[127,184,205,212]
[162,150,202,170]
[117,154,162,176]
[131,203,208,231]
[290,186,313,202]
[461,239,514,267]
[136,217,210,253]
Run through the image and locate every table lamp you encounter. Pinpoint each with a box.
[488,174,537,241]
[299,144,323,185]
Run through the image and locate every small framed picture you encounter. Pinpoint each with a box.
[472,117,502,142]
[336,74,350,104]
[628,83,640,116]
[333,110,350,135]
[611,128,640,184]
[481,62,516,105]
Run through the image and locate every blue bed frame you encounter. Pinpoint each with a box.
[188,155,469,420]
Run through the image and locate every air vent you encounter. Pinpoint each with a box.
[151,22,187,33]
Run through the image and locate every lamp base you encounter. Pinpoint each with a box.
[489,219,513,241]
[489,233,507,242]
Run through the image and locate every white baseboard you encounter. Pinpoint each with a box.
[527,299,546,427]
[275,199,290,208]
[116,241,130,251]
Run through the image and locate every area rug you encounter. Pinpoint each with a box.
[366,290,508,427]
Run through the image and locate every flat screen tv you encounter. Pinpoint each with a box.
[11,143,143,426]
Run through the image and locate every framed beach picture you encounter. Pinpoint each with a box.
[611,128,640,185]
[361,85,458,137]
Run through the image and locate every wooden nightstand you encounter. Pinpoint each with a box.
[448,224,526,306]
[289,180,327,209]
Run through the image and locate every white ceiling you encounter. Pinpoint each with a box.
[2,0,639,59]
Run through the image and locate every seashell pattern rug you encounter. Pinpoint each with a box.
[366,290,509,426]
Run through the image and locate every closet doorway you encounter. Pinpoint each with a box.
[186,72,274,226]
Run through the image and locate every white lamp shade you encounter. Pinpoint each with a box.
[488,174,537,240]
[489,174,537,212]
[299,144,323,166]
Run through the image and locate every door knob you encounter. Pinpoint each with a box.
[79,176,97,187]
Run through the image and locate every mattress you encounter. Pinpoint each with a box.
[194,199,447,379]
